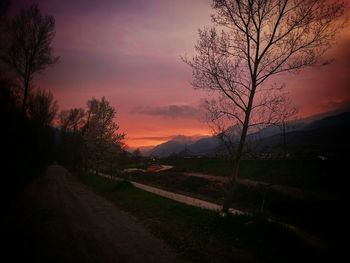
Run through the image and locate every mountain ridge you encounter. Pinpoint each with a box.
[139,108,350,159]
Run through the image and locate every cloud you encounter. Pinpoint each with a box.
[130,104,202,119]
[324,99,350,112]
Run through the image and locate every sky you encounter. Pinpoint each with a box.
[10,0,350,148]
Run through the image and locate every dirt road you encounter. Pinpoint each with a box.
[4,165,185,263]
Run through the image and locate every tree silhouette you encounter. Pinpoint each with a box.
[58,108,86,168]
[83,97,125,175]
[276,94,298,159]
[59,108,86,133]
[27,88,58,126]
[2,4,59,115]
[184,0,346,214]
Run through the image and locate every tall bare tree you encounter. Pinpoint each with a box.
[2,4,59,115]
[184,0,346,214]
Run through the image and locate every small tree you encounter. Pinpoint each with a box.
[83,97,125,174]
[276,94,298,159]
[2,4,59,115]
[58,108,86,167]
[184,0,346,214]
[27,88,58,126]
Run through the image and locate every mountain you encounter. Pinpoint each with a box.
[303,111,350,131]
[254,111,350,159]
[150,135,221,157]
[147,109,350,159]
[136,146,155,156]
[150,135,201,157]
[189,136,221,154]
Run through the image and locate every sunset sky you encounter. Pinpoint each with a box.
[10,0,350,148]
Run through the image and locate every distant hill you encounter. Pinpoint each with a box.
[150,135,202,157]
[135,146,154,156]
[143,110,350,159]
[255,111,350,159]
[189,136,221,155]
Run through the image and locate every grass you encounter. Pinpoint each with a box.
[119,169,345,243]
[76,171,334,263]
[114,160,152,170]
[163,158,346,194]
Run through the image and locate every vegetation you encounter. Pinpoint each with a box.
[1,1,347,262]
[184,0,346,213]
[0,78,56,208]
[27,89,58,126]
[83,97,125,174]
[162,158,346,191]
[77,171,334,263]
[0,3,58,206]
[120,167,344,243]
[57,97,125,173]
[0,3,126,209]
[1,3,59,115]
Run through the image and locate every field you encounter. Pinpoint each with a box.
[77,171,336,263]
[161,158,346,193]
[113,158,347,245]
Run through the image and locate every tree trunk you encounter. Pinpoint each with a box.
[221,127,247,213]
[222,125,249,213]
[221,83,257,214]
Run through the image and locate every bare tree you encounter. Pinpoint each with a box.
[59,108,86,133]
[2,4,59,115]
[58,108,86,168]
[276,93,298,159]
[27,88,58,126]
[83,97,125,175]
[203,99,240,158]
[184,0,346,214]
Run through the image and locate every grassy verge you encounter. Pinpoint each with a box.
[76,171,334,263]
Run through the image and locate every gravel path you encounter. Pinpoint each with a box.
[7,165,186,263]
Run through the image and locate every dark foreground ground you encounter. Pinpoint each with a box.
[2,164,345,263]
[2,165,185,263]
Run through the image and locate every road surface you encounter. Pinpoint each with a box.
[5,165,185,263]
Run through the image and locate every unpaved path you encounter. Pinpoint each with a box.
[6,165,185,263]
